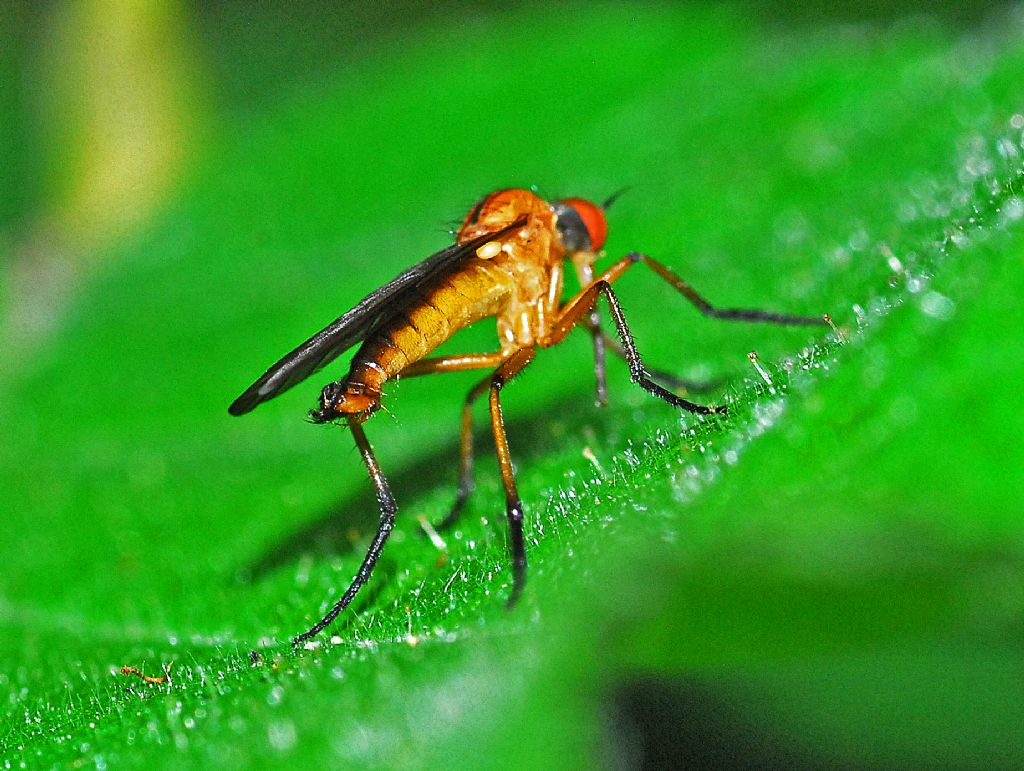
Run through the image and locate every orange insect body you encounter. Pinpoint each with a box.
[332,189,577,420]
[229,185,824,645]
[120,665,171,684]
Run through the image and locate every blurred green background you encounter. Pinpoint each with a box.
[3,2,1024,768]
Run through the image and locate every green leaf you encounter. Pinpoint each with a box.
[3,5,1024,768]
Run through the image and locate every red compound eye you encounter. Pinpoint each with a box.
[560,197,608,251]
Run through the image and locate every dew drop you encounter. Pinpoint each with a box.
[268,719,297,752]
[919,291,956,320]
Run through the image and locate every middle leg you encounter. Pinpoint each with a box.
[485,347,537,607]
[572,255,609,407]
[398,351,510,530]
[408,347,537,605]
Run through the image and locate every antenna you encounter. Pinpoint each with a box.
[601,187,631,210]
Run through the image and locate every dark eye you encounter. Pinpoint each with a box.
[553,197,608,252]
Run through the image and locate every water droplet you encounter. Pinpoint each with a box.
[919,291,955,320]
[268,719,297,752]
[848,228,869,251]
[1002,197,1023,222]
[997,137,1019,159]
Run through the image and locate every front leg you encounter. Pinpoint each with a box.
[624,251,825,326]
[546,257,725,414]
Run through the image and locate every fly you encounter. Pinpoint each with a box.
[229,188,826,645]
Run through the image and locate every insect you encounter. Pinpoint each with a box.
[229,188,825,645]
[120,664,172,684]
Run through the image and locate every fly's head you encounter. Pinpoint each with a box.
[309,381,380,424]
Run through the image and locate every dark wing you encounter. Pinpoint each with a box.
[228,217,527,415]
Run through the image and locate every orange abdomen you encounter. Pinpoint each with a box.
[345,259,515,390]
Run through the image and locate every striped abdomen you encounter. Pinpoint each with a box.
[343,259,517,399]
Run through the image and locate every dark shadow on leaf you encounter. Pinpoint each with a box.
[243,391,598,577]
[240,387,653,582]
[606,675,825,770]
